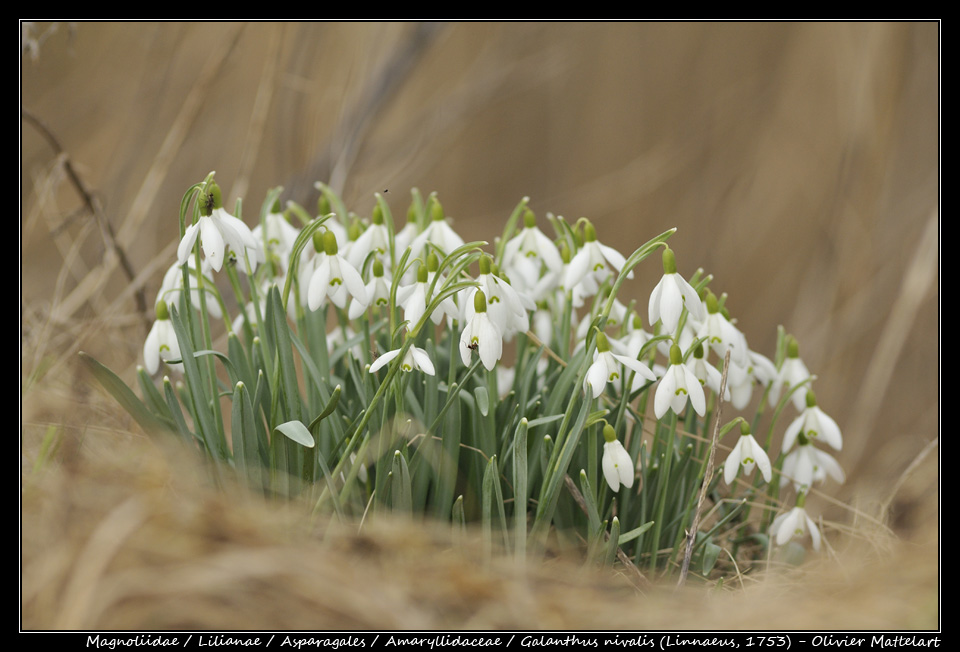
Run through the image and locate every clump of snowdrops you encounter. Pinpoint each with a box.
[84,172,845,580]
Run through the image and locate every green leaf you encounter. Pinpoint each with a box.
[604,517,621,568]
[232,381,264,490]
[309,384,342,432]
[274,421,315,448]
[79,352,176,437]
[512,418,529,558]
[474,385,489,417]
[702,542,722,575]
[618,521,655,546]
[579,469,602,537]
[390,450,412,514]
[525,414,564,429]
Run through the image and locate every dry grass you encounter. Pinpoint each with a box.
[21,22,938,630]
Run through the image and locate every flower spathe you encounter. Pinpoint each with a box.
[601,424,634,491]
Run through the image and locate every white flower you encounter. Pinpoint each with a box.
[395,264,431,331]
[562,221,629,292]
[688,345,731,401]
[407,199,465,260]
[346,205,391,270]
[654,344,706,418]
[723,424,772,484]
[253,208,300,271]
[369,343,435,376]
[307,231,368,311]
[503,209,563,289]
[461,256,532,340]
[770,501,821,551]
[781,438,845,491]
[459,290,503,371]
[648,246,704,335]
[177,183,260,273]
[771,336,813,410]
[783,392,842,451]
[584,333,657,399]
[728,350,777,410]
[601,425,634,491]
[156,258,222,319]
[348,258,392,320]
[143,303,181,375]
[696,290,749,367]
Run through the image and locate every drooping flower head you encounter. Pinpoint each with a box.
[459,289,503,371]
[177,181,261,273]
[143,301,182,375]
[770,492,821,551]
[584,331,657,399]
[307,230,368,311]
[601,423,635,492]
[723,420,772,485]
[654,343,706,418]
[783,391,843,452]
[648,246,704,336]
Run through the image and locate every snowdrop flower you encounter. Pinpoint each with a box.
[408,199,465,260]
[253,202,300,271]
[584,332,657,399]
[143,302,182,375]
[783,391,843,451]
[503,209,563,289]
[723,421,772,485]
[369,339,435,376]
[462,256,531,340]
[654,344,706,419]
[395,263,432,331]
[307,231,368,311]
[424,252,461,326]
[772,335,813,410]
[347,204,391,270]
[697,290,749,367]
[689,344,731,401]
[177,182,260,273]
[156,258,222,319]
[460,290,503,371]
[348,259,392,320]
[728,350,777,410]
[781,431,845,491]
[770,494,821,551]
[648,246,704,336]
[562,221,628,294]
[601,423,634,491]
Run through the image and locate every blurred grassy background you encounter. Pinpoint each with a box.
[21,22,938,629]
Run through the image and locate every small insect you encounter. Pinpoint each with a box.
[467,342,479,351]
[383,189,389,193]
[201,190,216,213]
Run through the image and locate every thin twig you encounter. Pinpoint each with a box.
[563,475,649,588]
[22,108,151,331]
[677,349,730,587]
